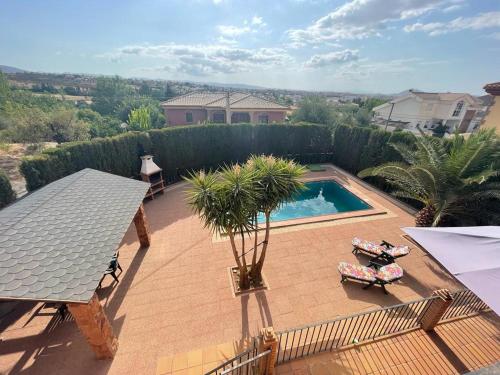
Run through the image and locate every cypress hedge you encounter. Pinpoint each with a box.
[21,132,152,191]
[20,122,420,193]
[0,169,16,208]
[21,124,333,191]
[332,124,416,174]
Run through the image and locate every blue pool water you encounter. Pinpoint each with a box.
[258,180,371,223]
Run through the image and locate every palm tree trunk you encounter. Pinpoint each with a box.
[239,227,250,290]
[415,205,436,227]
[253,212,271,282]
[251,214,259,270]
[228,230,243,270]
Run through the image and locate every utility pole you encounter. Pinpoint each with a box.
[385,102,395,131]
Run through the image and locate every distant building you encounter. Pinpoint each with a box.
[481,82,500,134]
[373,90,484,134]
[161,92,289,126]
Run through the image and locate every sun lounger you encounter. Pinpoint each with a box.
[352,237,410,262]
[338,261,403,294]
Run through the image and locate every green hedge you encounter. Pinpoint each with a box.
[21,124,332,191]
[332,125,416,174]
[20,122,420,193]
[0,169,16,208]
[21,132,152,191]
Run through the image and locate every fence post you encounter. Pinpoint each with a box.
[420,289,454,332]
[259,327,278,375]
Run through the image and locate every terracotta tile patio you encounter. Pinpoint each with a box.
[0,166,474,374]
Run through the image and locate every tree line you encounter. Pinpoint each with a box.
[0,73,173,145]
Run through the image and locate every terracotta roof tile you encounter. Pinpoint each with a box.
[162,92,288,110]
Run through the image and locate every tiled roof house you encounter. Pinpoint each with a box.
[482,82,500,134]
[161,92,289,126]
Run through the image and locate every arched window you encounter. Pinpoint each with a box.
[452,101,464,117]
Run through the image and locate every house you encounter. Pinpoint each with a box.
[161,92,289,126]
[481,82,500,134]
[372,90,484,134]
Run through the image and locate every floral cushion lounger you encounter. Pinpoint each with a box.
[338,262,404,294]
[351,237,410,262]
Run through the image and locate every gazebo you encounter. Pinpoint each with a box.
[0,169,151,359]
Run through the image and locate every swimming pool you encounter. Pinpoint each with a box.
[258,180,371,223]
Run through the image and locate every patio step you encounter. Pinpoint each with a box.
[156,339,254,375]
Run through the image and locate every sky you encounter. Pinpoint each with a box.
[0,0,499,94]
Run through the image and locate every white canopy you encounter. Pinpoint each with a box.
[402,226,500,315]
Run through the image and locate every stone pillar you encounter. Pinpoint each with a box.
[134,203,151,248]
[68,293,118,359]
[420,289,454,332]
[259,327,278,375]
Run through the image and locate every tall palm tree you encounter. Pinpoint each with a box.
[246,156,305,282]
[186,165,258,289]
[185,155,305,290]
[358,130,500,227]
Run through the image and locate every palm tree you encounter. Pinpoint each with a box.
[185,155,305,290]
[246,156,305,282]
[186,165,257,289]
[358,130,500,227]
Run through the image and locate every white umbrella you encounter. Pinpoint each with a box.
[402,226,500,315]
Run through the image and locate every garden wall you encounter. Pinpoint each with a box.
[21,124,333,191]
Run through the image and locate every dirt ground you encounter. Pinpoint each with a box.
[0,142,56,196]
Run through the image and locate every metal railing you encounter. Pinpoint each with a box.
[205,289,491,373]
[441,289,490,321]
[220,350,271,375]
[205,340,259,375]
[275,296,436,364]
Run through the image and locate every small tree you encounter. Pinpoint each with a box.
[292,96,333,125]
[0,169,16,209]
[128,106,152,130]
[247,156,305,282]
[185,156,305,290]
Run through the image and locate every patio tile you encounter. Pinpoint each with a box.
[0,166,471,375]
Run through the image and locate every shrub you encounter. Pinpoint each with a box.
[21,132,152,190]
[21,124,332,191]
[0,169,16,208]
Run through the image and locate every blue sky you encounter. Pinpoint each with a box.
[1,0,499,94]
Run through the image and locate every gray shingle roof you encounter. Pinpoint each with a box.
[0,169,150,304]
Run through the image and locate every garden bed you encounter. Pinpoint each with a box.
[229,266,269,296]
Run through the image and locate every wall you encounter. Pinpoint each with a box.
[251,111,286,124]
[375,97,425,130]
[481,96,500,134]
[165,108,207,126]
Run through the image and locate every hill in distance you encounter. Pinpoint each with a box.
[0,65,26,74]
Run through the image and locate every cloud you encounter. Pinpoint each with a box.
[216,25,251,37]
[286,0,461,47]
[103,43,292,76]
[332,57,446,80]
[442,4,464,13]
[304,49,359,68]
[251,16,265,26]
[404,11,500,35]
[216,15,266,38]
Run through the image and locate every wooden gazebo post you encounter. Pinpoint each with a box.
[133,203,151,247]
[68,293,118,359]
